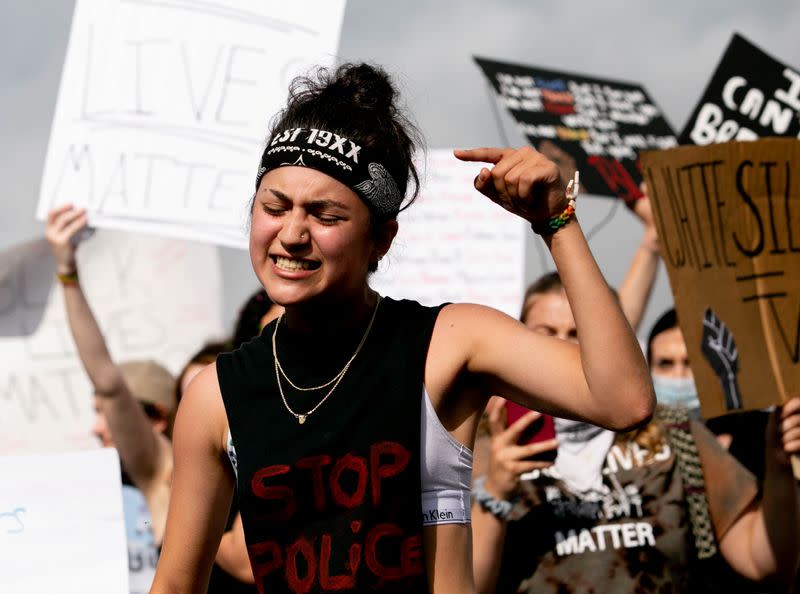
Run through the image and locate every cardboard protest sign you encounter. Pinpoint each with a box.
[0,448,127,593]
[0,234,223,454]
[36,0,346,248]
[642,138,800,419]
[680,33,800,145]
[371,150,526,317]
[475,56,677,201]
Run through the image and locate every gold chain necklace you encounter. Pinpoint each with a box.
[272,295,382,424]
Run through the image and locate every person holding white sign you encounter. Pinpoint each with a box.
[45,205,177,594]
[150,63,654,594]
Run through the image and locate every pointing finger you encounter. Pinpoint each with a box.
[454,147,510,165]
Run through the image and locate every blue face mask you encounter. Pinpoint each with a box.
[652,375,699,410]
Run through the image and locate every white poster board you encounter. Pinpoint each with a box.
[0,234,224,454]
[372,150,526,317]
[0,448,127,594]
[36,0,346,248]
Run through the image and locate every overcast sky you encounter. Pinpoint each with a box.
[2,0,799,328]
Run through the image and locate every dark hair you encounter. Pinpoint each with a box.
[232,289,275,349]
[519,272,563,323]
[261,63,423,272]
[646,308,678,365]
[269,63,421,206]
[175,340,230,405]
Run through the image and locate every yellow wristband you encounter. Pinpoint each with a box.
[57,271,79,286]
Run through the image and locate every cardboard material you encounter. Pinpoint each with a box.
[36,0,346,248]
[642,139,800,418]
[680,33,800,145]
[475,56,677,200]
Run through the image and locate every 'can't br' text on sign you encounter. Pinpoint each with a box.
[642,139,800,419]
[680,33,800,145]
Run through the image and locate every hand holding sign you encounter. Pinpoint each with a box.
[454,146,565,227]
[44,205,89,275]
[766,396,800,479]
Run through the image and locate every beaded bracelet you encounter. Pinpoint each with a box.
[57,271,79,286]
[531,171,580,236]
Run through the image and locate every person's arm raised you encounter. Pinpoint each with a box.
[45,205,168,491]
[618,186,660,332]
[450,147,654,431]
[150,365,235,593]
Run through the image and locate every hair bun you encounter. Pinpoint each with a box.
[328,63,396,113]
[266,61,423,222]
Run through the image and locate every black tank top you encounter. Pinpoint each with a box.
[217,297,441,594]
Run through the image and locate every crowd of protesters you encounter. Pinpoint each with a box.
[36,62,799,594]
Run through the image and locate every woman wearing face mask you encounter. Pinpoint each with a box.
[472,274,800,592]
[471,204,800,592]
[647,309,700,412]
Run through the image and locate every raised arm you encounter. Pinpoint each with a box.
[618,187,660,332]
[150,364,235,593]
[447,147,654,431]
[45,205,171,499]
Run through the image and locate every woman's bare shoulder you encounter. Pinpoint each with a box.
[175,362,228,451]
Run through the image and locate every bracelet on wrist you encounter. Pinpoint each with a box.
[471,475,529,521]
[531,171,579,236]
[57,271,79,286]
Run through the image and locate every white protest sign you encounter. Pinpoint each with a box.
[36,0,346,248]
[0,448,127,594]
[0,233,223,454]
[371,150,526,317]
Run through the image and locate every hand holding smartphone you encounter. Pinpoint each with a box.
[504,400,558,463]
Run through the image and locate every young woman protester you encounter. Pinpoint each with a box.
[149,63,654,594]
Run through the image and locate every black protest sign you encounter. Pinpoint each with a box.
[642,139,800,419]
[680,33,800,145]
[475,56,677,200]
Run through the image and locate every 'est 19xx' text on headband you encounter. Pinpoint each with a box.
[256,127,404,217]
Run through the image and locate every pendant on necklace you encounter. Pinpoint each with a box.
[298,414,307,425]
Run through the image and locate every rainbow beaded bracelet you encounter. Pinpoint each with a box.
[531,171,580,236]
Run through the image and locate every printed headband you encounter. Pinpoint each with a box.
[256,127,404,217]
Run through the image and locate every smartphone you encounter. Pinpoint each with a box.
[505,400,557,462]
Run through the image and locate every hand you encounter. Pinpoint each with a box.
[483,396,558,501]
[454,146,566,226]
[45,204,88,275]
[769,397,800,466]
[630,183,659,253]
